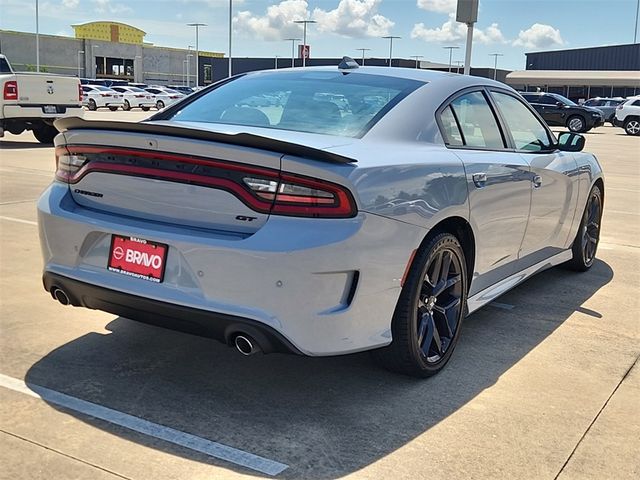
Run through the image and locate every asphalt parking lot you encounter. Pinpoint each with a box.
[1,112,638,480]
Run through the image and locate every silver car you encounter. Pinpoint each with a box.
[39,64,604,377]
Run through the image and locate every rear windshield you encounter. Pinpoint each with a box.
[169,71,423,138]
[0,57,11,74]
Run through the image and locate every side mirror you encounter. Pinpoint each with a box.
[557,132,585,152]
[556,101,564,107]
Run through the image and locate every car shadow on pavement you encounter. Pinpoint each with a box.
[0,140,50,149]
[25,260,613,479]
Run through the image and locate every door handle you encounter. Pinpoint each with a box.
[472,173,487,188]
[532,175,542,188]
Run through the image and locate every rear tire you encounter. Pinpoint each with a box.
[372,233,468,378]
[567,115,586,133]
[32,125,58,144]
[141,106,150,111]
[108,106,119,111]
[566,184,603,271]
[624,118,640,136]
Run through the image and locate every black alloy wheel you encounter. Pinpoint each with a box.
[372,233,468,377]
[567,184,603,271]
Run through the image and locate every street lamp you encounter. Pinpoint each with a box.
[274,55,280,69]
[455,60,463,74]
[489,53,504,80]
[443,46,460,73]
[294,20,316,67]
[77,50,85,78]
[284,38,301,67]
[228,0,233,77]
[356,48,371,66]
[186,53,194,87]
[382,35,401,67]
[187,23,206,86]
[410,55,423,69]
[35,0,40,72]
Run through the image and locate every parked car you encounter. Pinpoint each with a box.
[583,97,625,124]
[144,87,185,109]
[520,92,604,133]
[110,86,155,111]
[0,54,83,143]
[41,64,604,377]
[81,85,125,111]
[167,85,196,95]
[613,96,640,136]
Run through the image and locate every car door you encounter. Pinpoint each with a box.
[489,89,580,264]
[539,94,568,126]
[439,89,533,295]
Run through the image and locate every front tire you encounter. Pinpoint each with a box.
[567,184,603,271]
[141,106,150,111]
[624,118,640,136]
[122,100,131,111]
[567,115,586,133]
[88,99,97,111]
[372,233,468,377]
[108,106,119,111]
[156,100,165,110]
[32,125,58,144]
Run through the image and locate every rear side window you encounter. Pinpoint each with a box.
[633,100,640,106]
[439,106,463,146]
[0,57,11,73]
[491,91,553,152]
[169,71,423,138]
[449,91,505,149]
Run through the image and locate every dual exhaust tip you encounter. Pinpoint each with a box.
[51,287,263,356]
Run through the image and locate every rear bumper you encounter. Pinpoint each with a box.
[38,182,427,356]
[2,104,83,120]
[613,117,624,127]
[43,271,302,354]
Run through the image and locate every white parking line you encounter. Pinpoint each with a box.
[0,373,288,476]
[488,302,515,310]
[0,216,37,226]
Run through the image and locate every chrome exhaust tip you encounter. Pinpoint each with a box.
[234,335,260,356]
[52,288,70,306]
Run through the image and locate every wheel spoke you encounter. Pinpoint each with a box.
[417,311,430,348]
[429,251,444,287]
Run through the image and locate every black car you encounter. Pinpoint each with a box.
[520,92,604,133]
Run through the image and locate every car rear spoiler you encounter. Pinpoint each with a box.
[54,117,357,164]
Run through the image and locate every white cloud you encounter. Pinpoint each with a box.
[313,0,394,37]
[234,0,309,41]
[513,23,564,49]
[416,0,456,14]
[411,13,505,45]
[92,0,132,14]
[62,0,80,7]
[234,0,394,41]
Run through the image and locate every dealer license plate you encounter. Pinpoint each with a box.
[43,105,57,114]
[107,235,168,283]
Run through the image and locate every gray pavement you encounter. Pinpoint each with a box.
[0,113,638,480]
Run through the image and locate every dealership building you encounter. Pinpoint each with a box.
[506,43,640,101]
[0,22,224,85]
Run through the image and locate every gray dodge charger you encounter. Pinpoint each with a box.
[38,61,604,377]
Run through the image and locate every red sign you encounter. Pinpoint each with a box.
[108,235,168,283]
[298,44,310,59]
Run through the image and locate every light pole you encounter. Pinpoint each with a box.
[284,38,301,67]
[443,46,459,72]
[35,0,40,71]
[228,0,233,77]
[455,60,463,74]
[489,53,504,80]
[77,50,84,78]
[274,55,280,69]
[382,35,400,67]
[410,55,423,69]
[183,60,187,85]
[356,48,371,66]
[294,20,316,67]
[186,53,194,86]
[187,23,206,86]
[634,0,639,43]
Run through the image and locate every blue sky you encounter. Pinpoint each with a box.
[1,0,638,70]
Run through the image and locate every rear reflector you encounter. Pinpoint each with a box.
[55,145,357,219]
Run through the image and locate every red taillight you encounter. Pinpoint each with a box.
[101,93,112,97]
[78,83,83,101]
[170,95,180,99]
[135,94,145,98]
[55,146,357,218]
[3,80,18,100]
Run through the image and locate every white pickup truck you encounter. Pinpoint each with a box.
[0,54,83,143]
